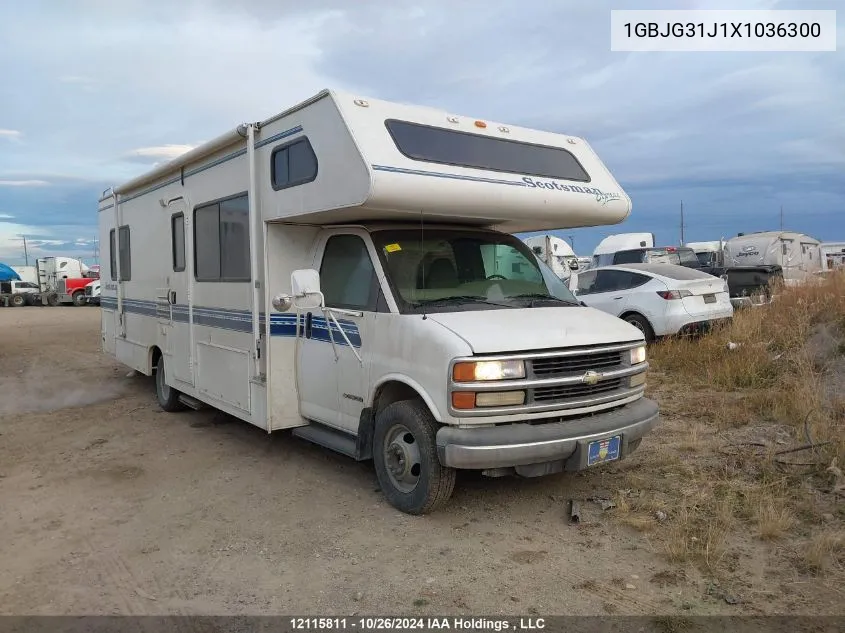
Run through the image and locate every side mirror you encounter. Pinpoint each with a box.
[290,268,323,310]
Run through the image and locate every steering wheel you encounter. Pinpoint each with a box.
[486,274,507,280]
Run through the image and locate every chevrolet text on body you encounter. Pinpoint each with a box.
[97,88,658,514]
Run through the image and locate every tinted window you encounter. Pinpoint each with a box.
[271,137,318,190]
[171,213,185,272]
[320,235,378,310]
[108,226,130,281]
[385,119,590,183]
[109,229,117,281]
[195,204,221,281]
[220,196,250,280]
[613,249,645,264]
[576,270,598,294]
[193,193,251,282]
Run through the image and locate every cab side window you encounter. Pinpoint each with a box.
[576,270,598,294]
[320,235,379,311]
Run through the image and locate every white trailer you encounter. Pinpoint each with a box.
[723,231,822,285]
[11,265,38,285]
[98,89,658,514]
[592,232,655,268]
[820,242,845,271]
[522,235,579,280]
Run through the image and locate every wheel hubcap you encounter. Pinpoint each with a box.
[383,425,422,493]
[628,318,644,332]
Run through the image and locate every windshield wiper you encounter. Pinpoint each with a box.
[411,295,517,309]
[510,293,581,307]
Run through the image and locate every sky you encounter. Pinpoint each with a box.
[0,0,843,265]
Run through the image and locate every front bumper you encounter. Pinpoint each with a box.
[436,397,659,471]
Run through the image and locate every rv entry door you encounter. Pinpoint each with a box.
[159,199,194,386]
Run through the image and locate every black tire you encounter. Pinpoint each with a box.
[624,313,655,343]
[155,355,187,412]
[373,400,456,515]
[72,291,87,306]
[11,294,25,307]
[46,294,59,307]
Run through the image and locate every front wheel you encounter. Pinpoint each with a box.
[155,355,187,412]
[11,294,25,307]
[72,291,87,306]
[373,400,456,515]
[624,313,655,343]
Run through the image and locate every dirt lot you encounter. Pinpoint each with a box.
[0,307,841,616]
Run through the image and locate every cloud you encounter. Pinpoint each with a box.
[125,144,197,162]
[0,0,842,257]
[0,180,50,187]
[0,129,22,141]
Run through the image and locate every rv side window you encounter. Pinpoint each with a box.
[118,226,131,281]
[109,229,117,281]
[193,194,251,282]
[319,235,378,311]
[271,137,318,191]
[384,119,590,183]
[171,213,186,272]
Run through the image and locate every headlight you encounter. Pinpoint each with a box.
[630,345,647,365]
[452,360,526,382]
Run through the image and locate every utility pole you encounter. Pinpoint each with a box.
[779,205,783,230]
[22,235,28,266]
[680,200,685,245]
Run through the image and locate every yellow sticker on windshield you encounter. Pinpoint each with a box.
[385,243,402,253]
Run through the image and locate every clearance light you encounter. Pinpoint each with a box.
[474,120,487,128]
[630,345,647,365]
[453,360,525,382]
[630,372,647,388]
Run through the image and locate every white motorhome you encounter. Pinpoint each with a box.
[723,231,822,285]
[98,89,658,514]
[820,242,845,271]
[592,232,655,268]
[522,235,579,280]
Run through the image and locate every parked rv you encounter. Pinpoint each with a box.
[820,242,845,271]
[522,235,579,281]
[592,233,655,268]
[98,89,659,514]
[723,231,822,286]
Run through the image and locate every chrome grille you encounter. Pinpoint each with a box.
[531,351,623,377]
[533,378,623,402]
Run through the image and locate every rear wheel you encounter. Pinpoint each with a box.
[624,313,655,343]
[155,355,187,412]
[72,291,87,306]
[11,294,25,307]
[373,400,456,515]
[46,294,59,307]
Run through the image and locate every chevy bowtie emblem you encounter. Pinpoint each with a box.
[582,370,601,385]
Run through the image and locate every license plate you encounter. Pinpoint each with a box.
[703,294,716,303]
[587,436,621,466]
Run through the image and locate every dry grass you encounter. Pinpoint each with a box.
[620,271,845,579]
[803,530,845,574]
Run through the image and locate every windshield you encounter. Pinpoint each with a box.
[371,228,579,313]
[676,248,701,267]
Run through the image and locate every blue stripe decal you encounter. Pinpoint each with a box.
[99,125,303,211]
[100,299,361,347]
[371,164,528,187]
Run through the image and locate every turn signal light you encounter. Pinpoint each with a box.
[451,392,476,409]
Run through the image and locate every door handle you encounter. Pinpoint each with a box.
[613,296,623,300]
[305,312,313,339]
[168,290,177,305]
